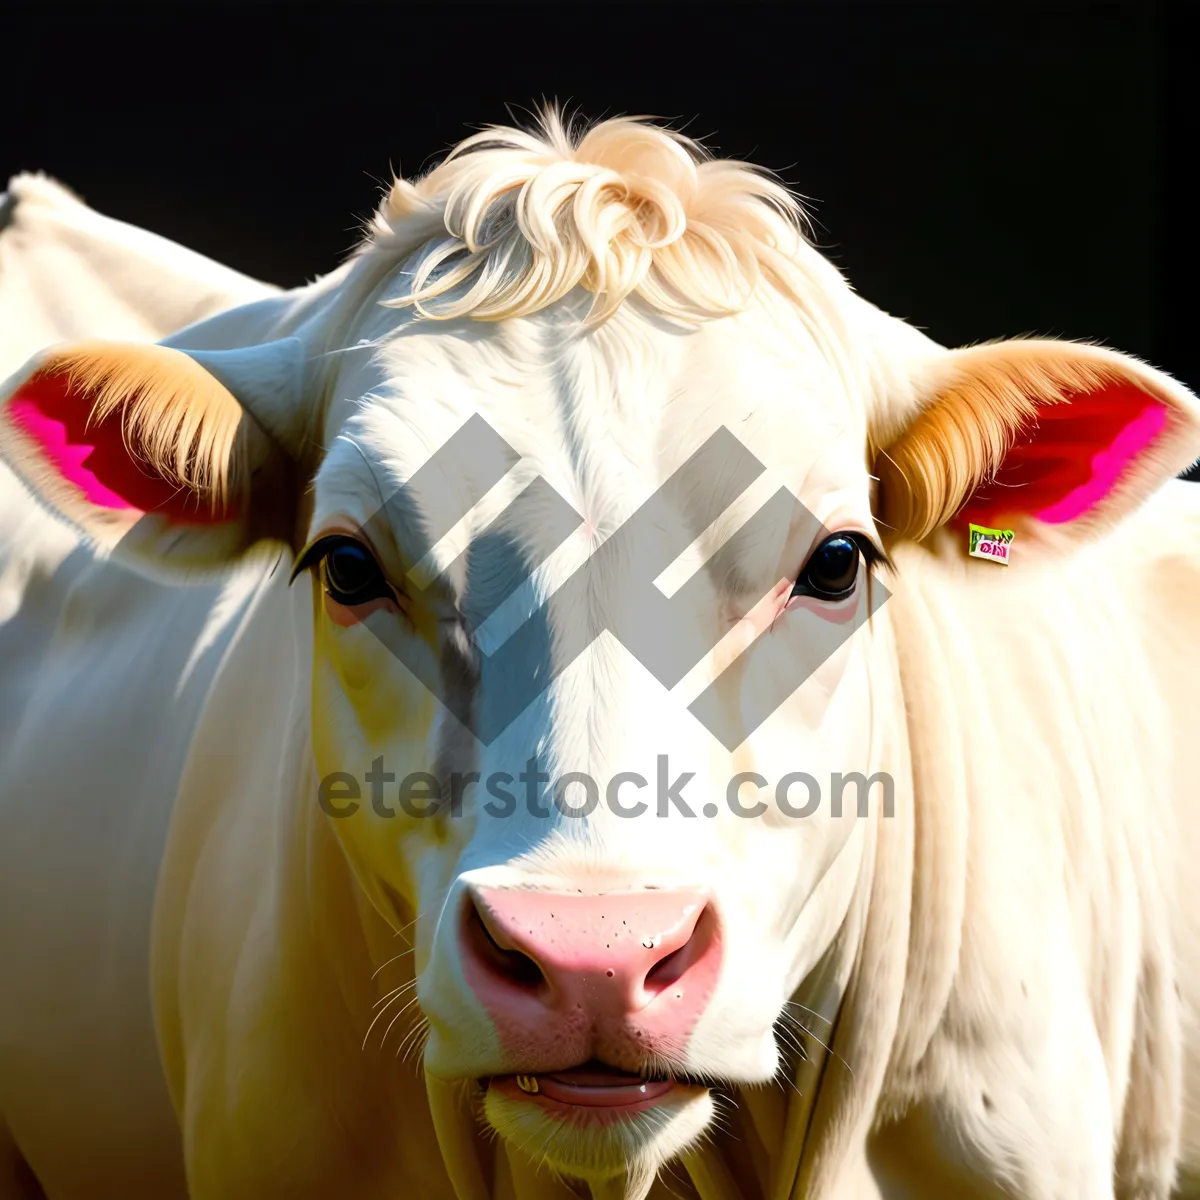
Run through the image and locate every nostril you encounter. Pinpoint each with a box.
[645,943,690,990]
[644,903,718,994]
[464,900,545,990]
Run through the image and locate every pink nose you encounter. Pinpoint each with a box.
[461,887,721,1063]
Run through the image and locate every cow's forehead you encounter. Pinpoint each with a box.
[309,294,872,588]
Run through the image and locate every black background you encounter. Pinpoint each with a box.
[4,2,1196,475]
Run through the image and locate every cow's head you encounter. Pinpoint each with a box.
[4,116,1199,1196]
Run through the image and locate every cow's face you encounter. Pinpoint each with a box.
[292,275,1200,1186]
[300,287,893,1184]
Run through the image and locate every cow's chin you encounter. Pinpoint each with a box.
[483,1081,714,1196]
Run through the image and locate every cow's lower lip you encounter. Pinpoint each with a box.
[492,1068,676,1110]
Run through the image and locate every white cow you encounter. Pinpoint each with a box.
[0,116,1198,1200]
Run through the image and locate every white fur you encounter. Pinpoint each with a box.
[0,123,1198,1200]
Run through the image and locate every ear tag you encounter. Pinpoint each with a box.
[968,523,1014,565]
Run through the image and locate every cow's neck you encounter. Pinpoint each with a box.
[152,565,459,1196]
[761,604,917,1199]
[874,536,1167,1157]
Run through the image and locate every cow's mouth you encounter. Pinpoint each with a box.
[488,1059,703,1115]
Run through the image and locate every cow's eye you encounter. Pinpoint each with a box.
[793,533,871,601]
[318,537,394,606]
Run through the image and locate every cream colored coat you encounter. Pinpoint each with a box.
[0,126,1198,1200]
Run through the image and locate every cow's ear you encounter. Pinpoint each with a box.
[0,335,306,578]
[872,339,1200,552]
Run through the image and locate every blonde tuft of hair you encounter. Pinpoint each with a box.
[46,341,248,511]
[370,108,812,325]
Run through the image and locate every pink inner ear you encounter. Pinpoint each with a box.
[959,381,1168,528]
[7,371,233,525]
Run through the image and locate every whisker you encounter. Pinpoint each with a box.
[775,1067,804,1099]
[380,994,422,1054]
[373,979,417,1009]
[392,912,421,941]
[362,984,416,1049]
[775,1026,806,1064]
[782,999,834,1028]
[371,947,416,978]
[786,1014,853,1076]
[397,1011,431,1066]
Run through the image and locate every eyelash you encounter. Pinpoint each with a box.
[779,531,887,609]
[848,533,889,572]
[292,535,398,607]
[292,531,889,613]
